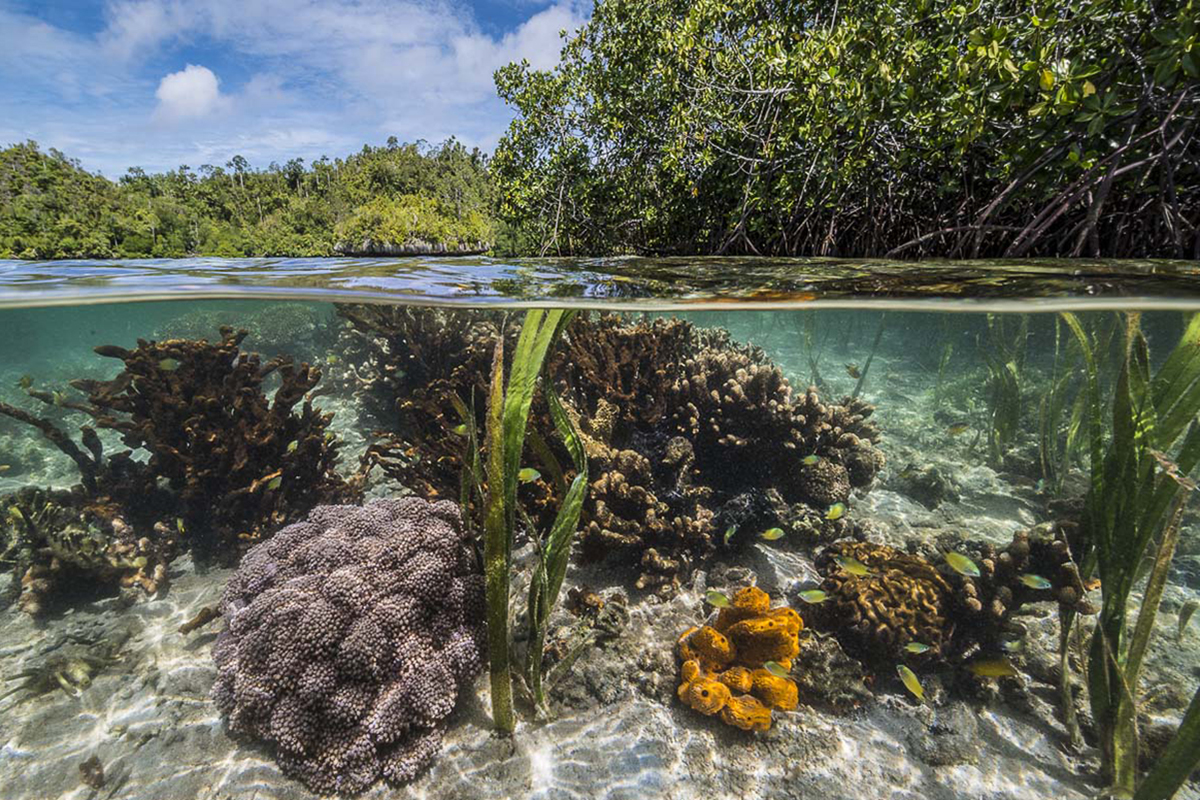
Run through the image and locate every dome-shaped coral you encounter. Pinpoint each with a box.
[211,498,484,795]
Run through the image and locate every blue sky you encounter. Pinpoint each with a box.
[0,0,587,176]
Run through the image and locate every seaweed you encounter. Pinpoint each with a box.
[1064,311,1200,795]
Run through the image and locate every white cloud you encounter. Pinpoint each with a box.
[154,64,227,121]
[0,0,592,174]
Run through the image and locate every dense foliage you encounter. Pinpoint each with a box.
[493,0,1199,258]
[0,139,496,259]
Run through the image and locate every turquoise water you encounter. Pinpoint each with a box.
[0,258,1197,800]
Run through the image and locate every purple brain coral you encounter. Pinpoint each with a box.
[211,498,485,795]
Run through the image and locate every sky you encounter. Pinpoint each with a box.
[0,0,588,177]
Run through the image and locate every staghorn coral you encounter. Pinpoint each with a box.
[811,525,1098,662]
[0,327,359,612]
[211,498,485,795]
[340,308,885,595]
[1,328,358,558]
[676,586,802,731]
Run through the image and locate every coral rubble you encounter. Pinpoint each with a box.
[676,586,802,731]
[338,308,886,594]
[1,487,172,615]
[211,498,485,795]
[811,525,1097,662]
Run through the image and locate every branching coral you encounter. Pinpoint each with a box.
[811,525,1098,662]
[1,487,173,615]
[676,587,802,731]
[339,308,886,595]
[0,327,359,612]
[211,498,485,795]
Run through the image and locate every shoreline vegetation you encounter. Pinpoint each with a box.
[2,0,1197,261]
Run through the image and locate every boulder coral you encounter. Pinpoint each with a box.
[211,498,485,795]
[676,586,802,731]
[811,526,1098,662]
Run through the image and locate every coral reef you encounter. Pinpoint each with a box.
[210,498,485,795]
[0,327,359,613]
[1,487,172,615]
[810,524,1098,662]
[676,586,802,731]
[339,308,886,594]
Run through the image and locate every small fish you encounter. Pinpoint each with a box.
[763,661,789,678]
[266,475,283,491]
[7,506,25,524]
[451,423,469,436]
[724,525,737,546]
[798,589,829,604]
[904,642,932,654]
[158,358,180,371]
[967,658,1018,678]
[801,454,821,466]
[945,551,981,578]
[946,422,971,436]
[1001,639,1024,653]
[834,555,873,577]
[1019,573,1052,590]
[825,502,846,521]
[16,375,32,389]
[897,664,925,702]
[0,465,8,473]
[518,467,541,483]
[760,527,785,541]
[52,390,65,406]
[325,354,339,365]
[325,432,336,442]
[845,363,861,379]
[705,590,730,608]
[1179,600,1199,643]
[286,440,299,454]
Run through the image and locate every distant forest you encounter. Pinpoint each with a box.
[0,139,496,259]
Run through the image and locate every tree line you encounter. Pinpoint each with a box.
[0,138,496,259]
[3,0,1195,260]
[493,0,1198,258]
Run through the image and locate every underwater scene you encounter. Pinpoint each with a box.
[1,259,1199,800]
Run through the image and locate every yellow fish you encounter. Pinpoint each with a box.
[845,364,861,379]
[518,467,541,483]
[763,661,789,678]
[946,422,971,436]
[834,555,873,577]
[724,525,737,546]
[760,527,785,541]
[945,551,981,577]
[904,642,932,654]
[825,502,847,521]
[1019,573,1052,590]
[705,590,730,608]
[286,440,299,453]
[967,658,1018,678]
[798,589,829,604]
[897,664,925,702]
[158,358,180,371]
[801,454,820,466]
[266,475,283,491]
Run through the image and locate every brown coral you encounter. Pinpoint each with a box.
[811,526,1098,662]
[676,586,803,731]
[340,309,886,596]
